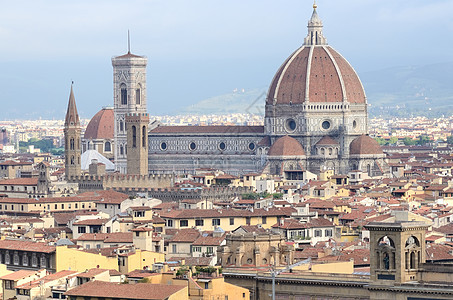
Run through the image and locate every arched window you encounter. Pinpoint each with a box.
[104,141,111,152]
[136,87,141,105]
[119,121,124,132]
[70,138,75,150]
[40,256,47,268]
[120,84,127,105]
[367,164,371,176]
[132,126,137,148]
[70,156,74,165]
[142,126,146,148]
[120,145,124,155]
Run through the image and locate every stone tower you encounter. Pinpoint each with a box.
[112,50,147,174]
[365,221,428,284]
[126,112,149,175]
[64,84,81,179]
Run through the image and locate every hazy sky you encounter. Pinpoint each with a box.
[0,0,452,119]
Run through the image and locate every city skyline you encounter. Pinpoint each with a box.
[0,0,452,119]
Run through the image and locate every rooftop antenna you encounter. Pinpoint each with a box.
[127,30,131,54]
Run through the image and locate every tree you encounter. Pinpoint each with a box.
[416,135,431,146]
[447,135,453,145]
[402,137,416,146]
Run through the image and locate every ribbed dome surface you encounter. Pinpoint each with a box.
[315,136,339,146]
[84,108,114,140]
[266,45,366,105]
[349,135,383,155]
[268,136,305,156]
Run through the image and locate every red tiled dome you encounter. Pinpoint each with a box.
[349,135,383,155]
[266,46,365,105]
[315,136,339,146]
[84,107,114,140]
[268,136,305,157]
[266,6,365,106]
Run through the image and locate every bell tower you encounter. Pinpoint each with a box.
[112,45,147,174]
[64,84,81,180]
[366,221,428,284]
[126,112,149,175]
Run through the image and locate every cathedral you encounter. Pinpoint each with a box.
[75,4,388,179]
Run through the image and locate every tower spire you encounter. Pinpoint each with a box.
[304,1,327,46]
[127,30,131,54]
[65,82,80,127]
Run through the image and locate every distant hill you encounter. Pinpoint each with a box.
[178,62,453,118]
[177,88,267,116]
[362,62,453,118]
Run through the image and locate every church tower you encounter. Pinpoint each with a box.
[112,47,148,174]
[64,84,82,179]
[126,112,149,175]
[366,221,428,284]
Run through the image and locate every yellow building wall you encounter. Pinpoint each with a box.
[190,277,250,300]
[311,261,354,274]
[168,286,189,300]
[123,250,165,273]
[56,246,118,272]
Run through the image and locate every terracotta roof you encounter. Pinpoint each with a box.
[114,52,145,59]
[16,270,78,289]
[73,218,109,226]
[349,135,383,155]
[268,135,305,156]
[315,136,339,146]
[76,268,110,278]
[192,233,226,246]
[84,107,114,140]
[0,178,38,185]
[266,45,365,105]
[0,239,55,253]
[0,269,39,281]
[170,228,200,243]
[0,160,32,166]
[64,281,185,299]
[76,232,133,243]
[149,125,264,134]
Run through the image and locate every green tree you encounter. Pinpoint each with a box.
[447,135,453,145]
[402,137,416,146]
[416,135,431,146]
[387,137,398,145]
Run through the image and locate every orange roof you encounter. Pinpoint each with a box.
[64,281,185,299]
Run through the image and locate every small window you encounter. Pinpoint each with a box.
[104,142,111,152]
[229,218,234,225]
[212,219,220,226]
[136,88,141,105]
[121,84,127,105]
[189,142,196,151]
[180,220,188,227]
[195,219,204,226]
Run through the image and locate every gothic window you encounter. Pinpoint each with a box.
[119,121,124,132]
[120,145,124,155]
[136,88,141,105]
[104,142,111,152]
[367,164,371,176]
[132,126,137,148]
[40,256,47,268]
[70,138,75,150]
[32,254,37,267]
[13,253,19,265]
[142,126,146,148]
[5,252,10,264]
[120,84,127,105]
[70,156,74,165]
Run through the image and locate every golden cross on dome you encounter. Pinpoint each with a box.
[313,0,317,9]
